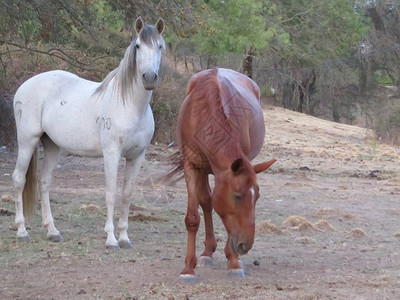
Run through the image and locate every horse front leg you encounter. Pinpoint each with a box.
[103,151,121,249]
[179,164,201,283]
[197,176,217,267]
[117,151,146,249]
[225,235,245,278]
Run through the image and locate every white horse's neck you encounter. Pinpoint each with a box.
[130,80,153,118]
[101,76,153,120]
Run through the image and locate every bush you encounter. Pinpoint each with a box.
[0,93,16,148]
[151,63,189,144]
[370,85,400,145]
[374,100,400,145]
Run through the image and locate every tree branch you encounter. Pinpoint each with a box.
[280,10,310,24]
[0,39,93,70]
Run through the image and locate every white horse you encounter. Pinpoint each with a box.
[12,17,165,249]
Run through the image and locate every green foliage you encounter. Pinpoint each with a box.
[263,0,370,67]
[0,0,127,47]
[94,0,124,32]
[374,71,395,85]
[192,0,268,54]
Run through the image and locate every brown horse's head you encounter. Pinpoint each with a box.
[212,158,276,255]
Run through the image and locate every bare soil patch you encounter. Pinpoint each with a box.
[1,106,400,299]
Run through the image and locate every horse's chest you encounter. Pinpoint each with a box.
[101,114,154,158]
[123,126,152,153]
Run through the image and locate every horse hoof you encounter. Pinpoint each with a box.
[118,240,133,249]
[178,274,198,284]
[197,256,214,267]
[227,260,246,272]
[48,234,63,242]
[227,268,245,279]
[17,235,30,242]
[106,244,120,250]
[239,260,245,271]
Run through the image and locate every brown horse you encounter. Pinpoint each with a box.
[176,68,276,283]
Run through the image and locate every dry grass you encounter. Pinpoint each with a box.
[311,208,354,220]
[255,221,283,235]
[294,236,317,244]
[282,215,314,231]
[1,194,13,203]
[128,212,167,222]
[314,220,335,231]
[80,204,103,215]
[349,228,366,238]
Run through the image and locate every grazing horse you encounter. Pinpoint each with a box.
[176,68,276,283]
[12,17,165,249]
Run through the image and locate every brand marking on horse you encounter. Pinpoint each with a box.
[194,116,231,155]
[14,101,23,123]
[222,90,257,131]
[96,117,112,130]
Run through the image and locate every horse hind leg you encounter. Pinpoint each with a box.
[39,134,62,242]
[12,137,40,241]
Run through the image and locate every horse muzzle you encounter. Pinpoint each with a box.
[230,236,252,255]
[142,71,159,90]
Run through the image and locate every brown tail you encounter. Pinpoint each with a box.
[159,150,185,185]
[22,147,38,220]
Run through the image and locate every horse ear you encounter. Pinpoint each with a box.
[135,16,144,34]
[253,159,277,174]
[155,18,165,35]
[231,158,244,174]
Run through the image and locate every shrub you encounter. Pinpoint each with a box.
[151,64,189,144]
[0,93,16,148]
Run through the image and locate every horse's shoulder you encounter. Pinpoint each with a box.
[185,75,199,97]
[185,68,218,97]
[218,69,260,101]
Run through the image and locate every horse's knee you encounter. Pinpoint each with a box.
[185,212,200,232]
[121,192,132,205]
[38,176,51,192]
[105,191,117,206]
[12,170,25,191]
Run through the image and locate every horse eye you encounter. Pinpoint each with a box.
[135,44,140,49]
[159,45,163,50]
[233,193,242,201]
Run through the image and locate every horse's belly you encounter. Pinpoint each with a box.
[42,103,102,157]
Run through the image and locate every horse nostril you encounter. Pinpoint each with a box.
[237,242,247,254]
[143,73,158,82]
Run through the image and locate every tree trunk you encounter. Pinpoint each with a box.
[282,69,317,115]
[242,47,255,78]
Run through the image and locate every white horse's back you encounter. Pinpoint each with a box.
[15,70,102,156]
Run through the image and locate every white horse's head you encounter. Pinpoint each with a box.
[134,17,165,90]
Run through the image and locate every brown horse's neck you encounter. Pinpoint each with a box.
[208,139,247,174]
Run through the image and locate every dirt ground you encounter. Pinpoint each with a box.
[1,106,400,299]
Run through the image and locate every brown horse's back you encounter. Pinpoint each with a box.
[177,68,265,171]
